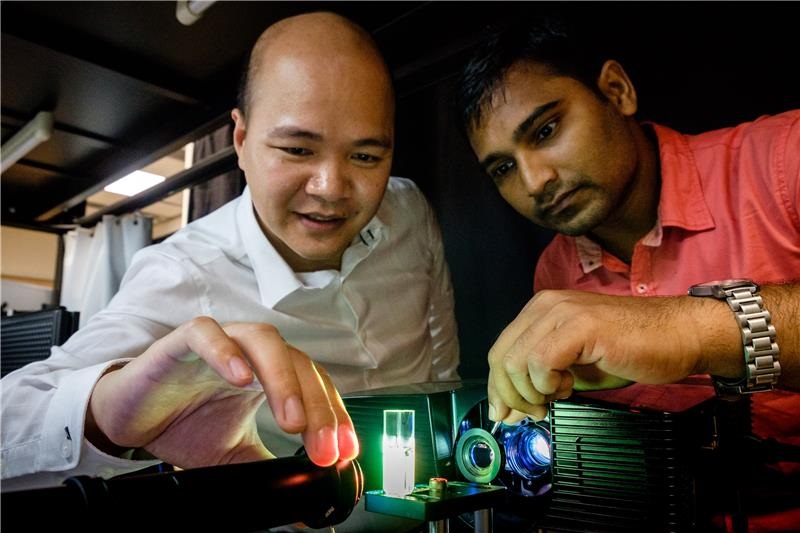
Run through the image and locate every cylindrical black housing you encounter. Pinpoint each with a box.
[1,456,363,532]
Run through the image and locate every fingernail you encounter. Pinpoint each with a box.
[314,426,338,466]
[228,357,251,381]
[284,395,306,427]
[488,403,498,421]
[338,425,360,459]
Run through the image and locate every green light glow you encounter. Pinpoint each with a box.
[382,409,415,496]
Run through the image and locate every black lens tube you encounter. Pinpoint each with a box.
[2,456,363,532]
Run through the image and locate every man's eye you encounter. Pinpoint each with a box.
[490,160,516,182]
[352,153,381,164]
[535,119,558,142]
[279,147,312,156]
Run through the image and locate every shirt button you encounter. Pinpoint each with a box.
[636,284,648,294]
[61,440,73,459]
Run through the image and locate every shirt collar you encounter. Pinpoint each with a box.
[237,186,301,307]
[576,219,663,274]
[649,123,716,233]
[342,216,385,277]
[236,186,387,307]
[574,123,715,274]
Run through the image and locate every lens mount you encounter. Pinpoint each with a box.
[455,428,502,483]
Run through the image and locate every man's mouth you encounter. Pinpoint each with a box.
[297,211,348,229]
[303,212,345,222]
[540,187,578,218]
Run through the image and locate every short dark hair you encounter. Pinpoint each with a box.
[454,14,606,136]
[236,28,273,119]
[236,51,251,117]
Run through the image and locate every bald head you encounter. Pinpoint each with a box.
[231,11,396,273]
[238,12,394,119]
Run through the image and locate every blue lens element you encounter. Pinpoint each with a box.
[500,420,551,481]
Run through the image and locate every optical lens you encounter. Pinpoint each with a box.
[456,428,502,483]
[469,440,495,469]
[501,421,551,481]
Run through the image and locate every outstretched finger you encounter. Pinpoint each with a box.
[290,352,340,466]
[154,316,255,386]
[225,323,306,433]
[302,363,359,466]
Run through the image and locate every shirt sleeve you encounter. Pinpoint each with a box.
[1,248,204,487]
[421,195,461,381]
[777,111,800,233]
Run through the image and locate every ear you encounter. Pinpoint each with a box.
[597,60,637,117]
[231,108,247,170]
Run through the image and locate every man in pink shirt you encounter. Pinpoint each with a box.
[455,14,799,531]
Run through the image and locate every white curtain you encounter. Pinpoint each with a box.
[60,212,152,327]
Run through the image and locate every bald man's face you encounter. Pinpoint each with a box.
[233,48,394,272]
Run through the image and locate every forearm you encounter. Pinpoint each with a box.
[697,283,799,391]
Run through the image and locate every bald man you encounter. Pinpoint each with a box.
[1,11,459,502]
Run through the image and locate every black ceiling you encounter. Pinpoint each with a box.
[1,0,478,227]
[3,2,799,229]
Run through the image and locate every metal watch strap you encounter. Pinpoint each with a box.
[716,285,781,394]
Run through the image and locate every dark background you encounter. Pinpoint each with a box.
[2,2,799,379]
[387,2,800,378]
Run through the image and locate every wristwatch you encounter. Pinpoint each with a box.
[688,279,781,396]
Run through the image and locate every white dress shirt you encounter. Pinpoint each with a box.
[1,177,459,490]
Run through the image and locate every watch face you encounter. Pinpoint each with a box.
[688,279,757,298]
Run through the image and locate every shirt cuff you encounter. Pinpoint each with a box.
[78,436,162,479]
[39,358,158,476]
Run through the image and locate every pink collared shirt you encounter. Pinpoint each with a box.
[535,111,800,295]
[533,111,800,530]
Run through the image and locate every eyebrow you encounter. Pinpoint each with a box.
[353,137,393,150]
[267,126,392,150]
[267,126,323,141]
[512,100,559,143]
[478,100,560,173]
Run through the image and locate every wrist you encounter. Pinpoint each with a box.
[86,402,134,457]
[688,279,781,395]
[86,364,134,457]
[688,296,743,379]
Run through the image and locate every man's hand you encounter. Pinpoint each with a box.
[487,290,739,423]
[87,317,358,468]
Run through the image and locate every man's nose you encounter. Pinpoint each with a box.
[305,160,350,201]
[517,154,557,197]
